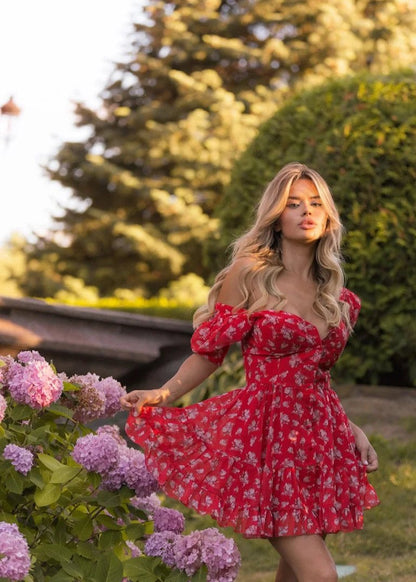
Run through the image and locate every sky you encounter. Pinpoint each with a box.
[0,0,141,245]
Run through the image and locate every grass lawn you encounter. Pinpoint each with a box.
[165,426,416,581]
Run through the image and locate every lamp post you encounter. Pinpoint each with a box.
[0,96,21,146]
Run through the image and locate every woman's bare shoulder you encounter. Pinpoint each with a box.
[217,256,257,306]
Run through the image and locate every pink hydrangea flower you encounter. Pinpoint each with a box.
[0,521,31,581]
[7,352,63,409]
[0,393,7,422]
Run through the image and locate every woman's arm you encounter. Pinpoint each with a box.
[120,258,253,415]
[349,420,378,473]
[120,353,218,415]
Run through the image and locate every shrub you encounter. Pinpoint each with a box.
[0,351,240,582]
[209,70,416,387]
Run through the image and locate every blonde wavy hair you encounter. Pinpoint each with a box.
[194,162,351,329]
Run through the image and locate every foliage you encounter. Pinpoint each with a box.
[16,0,416,297]
[0,351,240,582]
[211,69,416,387]
[0,234,27,298]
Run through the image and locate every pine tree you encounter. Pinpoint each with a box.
[22,0,416,297]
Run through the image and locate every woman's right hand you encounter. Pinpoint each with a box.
[120,388,170,416]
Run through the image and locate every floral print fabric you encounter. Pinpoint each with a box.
[126,288,379,539]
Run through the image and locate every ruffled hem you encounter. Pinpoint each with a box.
[125,404,380,539]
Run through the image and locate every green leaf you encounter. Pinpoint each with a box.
[4,469,25,494]
[29,467,45,488]
[95,553,124,582]
[49,466,81,484]
[9,404,32,420]
[47,571,74,582]
[34,482,61,506]
[123,557,167,582]
[190,565,209,581]
[125,521,148,540]
[96,490,123,508]
[77,541,100,560]
[72,514,93,541]
[99,529,122,549]
[165,570,191,582]
[46,402,75,419]
[37,453,65,472]
[34,543,72,563]
[96,514,122,530]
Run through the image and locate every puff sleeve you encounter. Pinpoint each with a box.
[190,303,252,366]
[340,288,361,328]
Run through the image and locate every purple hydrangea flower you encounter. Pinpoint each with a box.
[121,447,159,497]
[3,444,34,475]
[145,531,179,568]
[0,393,7,422]
[199,528,241,582]
[72,432,119,473]
[0,521,31,581]
[97,376,126,416]
[96,424,127,446]
[173,530,203,576]
[16,350,45,364]
[71,375,106,423]
[153,507,185,534]
[70,373,126,422]
[130,493,161,516]
[149,528,240,581]
[7,352,63,409]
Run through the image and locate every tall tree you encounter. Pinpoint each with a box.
[21,0,416,296]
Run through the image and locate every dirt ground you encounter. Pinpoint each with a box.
[336,384,416,442]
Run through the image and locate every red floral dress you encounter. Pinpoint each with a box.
[125,288,379,539]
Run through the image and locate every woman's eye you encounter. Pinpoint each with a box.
[312,202,322,207]
[287,203,299,208]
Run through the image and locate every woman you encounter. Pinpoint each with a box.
[121,162,379,582]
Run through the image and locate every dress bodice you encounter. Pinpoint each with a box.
[191,288,360,388]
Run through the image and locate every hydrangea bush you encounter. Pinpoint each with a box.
[0,350,240,582]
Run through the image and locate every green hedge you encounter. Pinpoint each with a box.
[46,297,195,321]
[210,70,416,387]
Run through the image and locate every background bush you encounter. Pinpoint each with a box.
[208,69,416,387]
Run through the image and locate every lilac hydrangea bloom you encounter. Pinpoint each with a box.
[70,374,106,423]
[199,528,241,582]
[130,492,161,516]
[69,373,126,422]
[0,521,31,581]
[149,528,240,581]
[7,351,63,409]
[97,376,126,416]
[96,424,127,446]
[172,530,203,576]
[145,531,179,568]
[0,393,7,421]
[16,350,45,364]
[72,425,158,497]
[153,506,185,534]
[121,447,159,497]
[72,432,119,473]
[3,444,34,475]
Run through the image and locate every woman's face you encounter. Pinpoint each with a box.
[277,179,328,244]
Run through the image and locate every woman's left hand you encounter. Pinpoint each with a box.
[349,421,378,473]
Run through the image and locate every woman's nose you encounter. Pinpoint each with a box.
[302,205,312,215]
